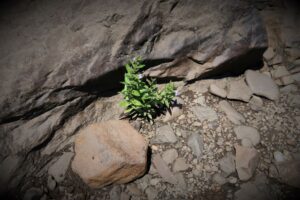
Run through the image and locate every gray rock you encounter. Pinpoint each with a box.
[120,192,131,200]
[109,186,121,200]
[280,84,298,93]
[212,173,227,185]
[175,173,187,192]
[245,70,279,100]
[162,149,178,165]
[219,101,245,125]
[152,125,177,144]
[187,133,204,158]
[235,145,259,181]
[291,72,300,83]
[192,106,218,122]
[145,186,158,200]
[173,158,189,172]
[23,187,43,200]
[152,154,177,185]
[163,106,183,122]
[227,79,253,102]
[219,153,236,176]
[234,126,260,146]
[48,152,74,183]
[249,96,263,109]
[241,138,253,147]
[47,175,56,191]
[281,75,294,85]
[263,47,275,61]
[273,151,286,163]
[209,84,227,98]
[271,66,290,79]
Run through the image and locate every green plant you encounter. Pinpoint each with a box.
[119,57,176,121]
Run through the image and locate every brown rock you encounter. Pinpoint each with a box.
[235,145,259,181]
[71,120,148,188]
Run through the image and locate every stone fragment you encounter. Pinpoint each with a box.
[219,101,245,125]
[192,106,218,122]
[175,173,187,192]
[145,186,158,200]
[152,154,177,185]
[187,132,204,158]
[48,152,74,183]
[109,186,121,200]
[291,72,300,82]
[280,84,298,93]
[271,66,290,78]
[241,138,253,147]
[234,126,260,146]
[71,120,148,188]
[227,79,253,102]
[219,153,235,176]
[209,84,227,98]
[212,173,227,185]
[273,151,286,163]
[235,145,259,181]
[281,75,294,85]
[162,149,178,165]
[249,96,263,108]
[120,192,131,200]
[151,125,177,144]
[263,47,275,61]
[163,106,183,122]
[173,158,189,172]
[245,70,279,100]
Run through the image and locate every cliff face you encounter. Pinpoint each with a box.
[0,0,299,198]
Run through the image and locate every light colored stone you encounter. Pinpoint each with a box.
[151,125,177,144]
[163,106,183,122]
[173,158,189,172]
[213,173,227,185]
[241,138,253,147]
[71,120,148,188]
[249,96,263,108]
[48,152,74,183]
[219,100,245,125]
[271,66,290,78]
[234,126,260,146]
[273,151,286,163]
[162,149,178,165]
[209,84,227,98]
[192,106,218,122]
[235,145,259,181]
[227,79,253,102]
[175,173,187,192]
[280,84,298,93]
[263,47,275,61]
[152,154,177,185]
[219,153,235,176]
[281,75,294,85]
[291,72,300,83]
[245,70,279,100]
[145,186,158,200]
[187,132,204,158]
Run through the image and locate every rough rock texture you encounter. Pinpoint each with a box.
[219,100,245,125]
[71,120,148,188]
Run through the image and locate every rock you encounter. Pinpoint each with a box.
[235,145,259,181]
[71,120,148,188]
[0,155,23,192]
[126,184,143,196]
[23,187,43,200]
[173,158,189,172]
[234,126,260,146]
[281,75,294,85]
[274,160,300,188]
[280,84,298,93]
[162,149,178,165]
[47,175,56,191]
[249,96,263,108]
[209,84,227,98]
[151,125,177,144]
[109,186,121,200]
[212,173,227,185]
[241,138,253,147]
[192,106,218,122]
[219,153,236,177]
[227,79,253,102]
[263,47,275,61]
[145,186,158,200]
[120,192,131,200]
[273,151,286,163]
[291,72,300,83]
[48,152,74,183]
[175,173,187,192]
[219,100,245,125]
[271,66,290,78]
[187,133,204,158]
[245,70,279,100]
[152,154,177,185]
[163,106,183,122]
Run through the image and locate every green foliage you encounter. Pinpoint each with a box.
[120,57,176,121]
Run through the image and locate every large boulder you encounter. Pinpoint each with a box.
[71,120,148,188]
[0,0,267,124]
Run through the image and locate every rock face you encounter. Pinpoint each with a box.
[0,0,267,125]
[71,120,148,188]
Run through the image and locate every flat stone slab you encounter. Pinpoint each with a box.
[234,126,260,146]
[219,100,245,125]
[245,70,279,100]
[227,79,253,102]
[151,125,177,144]
[192,106,218,122]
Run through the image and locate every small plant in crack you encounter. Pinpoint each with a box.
[119,57,176,121]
